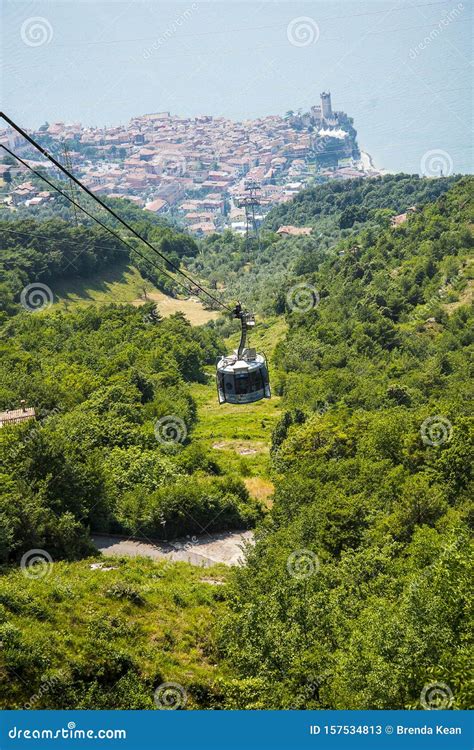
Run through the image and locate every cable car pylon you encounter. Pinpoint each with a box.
[61,140,79,226]
[0,112,272,407]
[237,181,262,251]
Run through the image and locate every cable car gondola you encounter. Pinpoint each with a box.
[216,303,271,405]
[0,116,273,407]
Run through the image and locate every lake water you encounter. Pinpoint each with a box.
[3,0,472,174]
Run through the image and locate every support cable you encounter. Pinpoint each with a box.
[0,144,197,298]
[0,112,233,313]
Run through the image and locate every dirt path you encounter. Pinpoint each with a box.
[92,529,253,567]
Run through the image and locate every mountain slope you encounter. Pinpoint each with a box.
[189,174,460,314]
[220,176,474,710]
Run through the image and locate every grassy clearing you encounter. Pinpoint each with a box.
[53,261,218,325]
[132,290,219,325]
[189,317,286,490]
[53,261,150,307]
[190,377,281,481]
[0,556,229,709]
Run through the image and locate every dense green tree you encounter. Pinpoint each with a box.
[220,177,473,710]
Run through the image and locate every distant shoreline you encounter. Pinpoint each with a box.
[360,150,390,176]
[361,150,375,170]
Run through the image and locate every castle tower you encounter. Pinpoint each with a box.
[320,91,332,120]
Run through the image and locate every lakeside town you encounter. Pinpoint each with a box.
[0,93,384,236]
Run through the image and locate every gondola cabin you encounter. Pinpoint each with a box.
[216,304,271,405]
[217,349,270,404]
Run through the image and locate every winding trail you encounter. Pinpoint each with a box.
[92,529,253,567]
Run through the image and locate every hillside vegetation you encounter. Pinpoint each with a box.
[0,304,262,564]
[220,177,473,709]
[0,211,199,311]
[264,173,459,230]
[189,174,460,313]
[0,175,472,711]
[0,557,229,710]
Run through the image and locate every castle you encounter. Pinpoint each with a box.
[293,91,361,166]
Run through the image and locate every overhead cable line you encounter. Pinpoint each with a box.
[0,226,131,253]
[0,144,199,299]
[0,112,233,313]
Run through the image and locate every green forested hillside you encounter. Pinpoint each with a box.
[189,174,460,313]
[220,177,473,709]
[0,304,261,564]
[0,215,199,310]
[264,173,459,230]
[0,176,472,711]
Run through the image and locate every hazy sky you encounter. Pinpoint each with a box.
[2,0,473,172]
